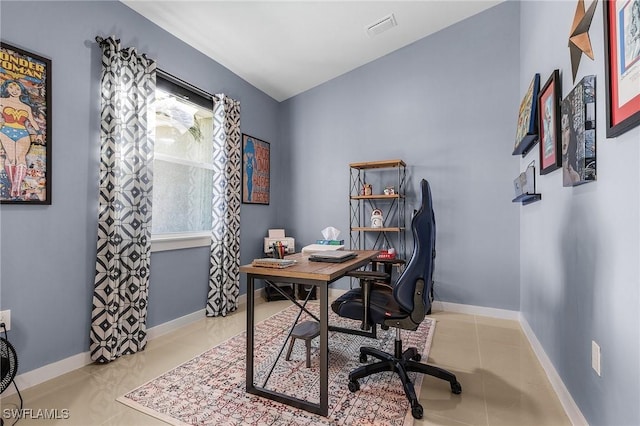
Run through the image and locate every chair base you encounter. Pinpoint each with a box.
[348,343,462,420]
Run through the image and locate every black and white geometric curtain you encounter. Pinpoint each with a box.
[90,36,156,363]
[206,94,241,317]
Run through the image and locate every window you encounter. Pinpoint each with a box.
[151,76,214,251]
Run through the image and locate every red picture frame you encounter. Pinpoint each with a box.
[538,70,562,175]
[603,0,640,138]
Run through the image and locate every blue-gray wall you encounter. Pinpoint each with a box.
[0,1,280,373]
[1,2,639,426]
[280,2,522,309]
[518,2,640,425]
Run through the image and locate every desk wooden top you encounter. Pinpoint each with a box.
[240,250,379,282]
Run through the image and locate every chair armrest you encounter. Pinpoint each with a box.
[346,270,389,281]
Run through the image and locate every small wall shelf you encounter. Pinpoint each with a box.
[512,162,541,206]
[512,135,538,157]
[512,193,541,205]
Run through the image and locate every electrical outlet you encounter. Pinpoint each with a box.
[0,310,11,331]
[592,340,601,376]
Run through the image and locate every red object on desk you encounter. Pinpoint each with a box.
[376,250,396,260]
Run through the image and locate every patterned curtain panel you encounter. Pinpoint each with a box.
[90,36,156,363]
[206,94,241,317]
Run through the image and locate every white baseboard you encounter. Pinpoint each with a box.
[4,304,224,397]
[4,295,587,426]
[5,351,93,397]
[432,300,520,320]
[434,301,587,426]
[520,317,589,426]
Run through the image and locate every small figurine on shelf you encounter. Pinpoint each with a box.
[371,209,384,228]
[362,183,372,196]
[383,186,395,195]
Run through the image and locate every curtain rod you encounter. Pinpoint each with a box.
[157,68,214,100]
[94,37,213,100]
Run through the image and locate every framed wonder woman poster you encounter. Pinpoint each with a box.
[0,41,51,204]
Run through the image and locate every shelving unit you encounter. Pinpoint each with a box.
[349,159,406,261]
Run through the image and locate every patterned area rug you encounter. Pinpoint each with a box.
[118,303,435,425]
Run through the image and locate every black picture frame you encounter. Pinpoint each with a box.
[513,73,541,157]
[538,70,562,175]
[242,134,270,205]
[0,41,52,204]
[603,0,640,138]
[561,75,596,187]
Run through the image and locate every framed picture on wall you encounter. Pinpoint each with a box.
[513,73,540,156]
[0,41,52,204]
[561,75,596,187]
[242,134,270,205]
[603,0,640,138]
[538,70,562,175]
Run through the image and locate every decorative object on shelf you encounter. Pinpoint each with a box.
[242,134,270,204]
[377,246,396,260]
[513,73,541,157]
[349,159,406,260]
[362,183,372,196]
[370,209,384,228]
[603,0,640,137]
[569,0,598,82]
[383,186,395,195]
[512,162,541,205]
[561,75,596,187]
[538,70,562,175]
[0,41,52,204]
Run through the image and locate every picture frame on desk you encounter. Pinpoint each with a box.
[513,73,540,156]
[603,0,640,138]
[538,70,562,175]
[242,134,270,205]
[0,41,52,204]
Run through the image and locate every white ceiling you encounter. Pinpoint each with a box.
[121,1,503,101]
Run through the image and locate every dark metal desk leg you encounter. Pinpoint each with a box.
[319,283,328,416]
[246,275,255,392]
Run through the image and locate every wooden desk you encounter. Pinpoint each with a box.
[240,250,379,417]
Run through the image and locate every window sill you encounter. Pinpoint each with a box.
[151,232,211,252]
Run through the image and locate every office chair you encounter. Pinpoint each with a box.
[331,179,461,419]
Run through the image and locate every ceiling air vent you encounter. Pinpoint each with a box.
[366,13,397,37]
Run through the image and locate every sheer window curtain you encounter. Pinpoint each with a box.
[207,94,241,317]
[90,36,156,363]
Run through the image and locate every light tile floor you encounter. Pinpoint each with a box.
[1,300,571,425]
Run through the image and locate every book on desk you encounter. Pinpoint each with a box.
[251,258,297,268]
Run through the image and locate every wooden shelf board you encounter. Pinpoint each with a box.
[349,159,406,169]
[351,227,404,232]
[351,194,404,200]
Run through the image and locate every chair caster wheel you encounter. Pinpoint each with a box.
[348,380,360,392]
[451,381,462,394]
[412,353,421,362]
[359,353,368,363]
[411,404,423,419]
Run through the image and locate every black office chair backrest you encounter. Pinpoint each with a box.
[392,179,435,321]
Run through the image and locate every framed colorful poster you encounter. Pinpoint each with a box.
[513,73,540,156]
[242,134,270,205]
[538,70,562,175]
[0,42,51,204]
[603,0,640,137]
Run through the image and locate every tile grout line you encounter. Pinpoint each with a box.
[473,315,491,426]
